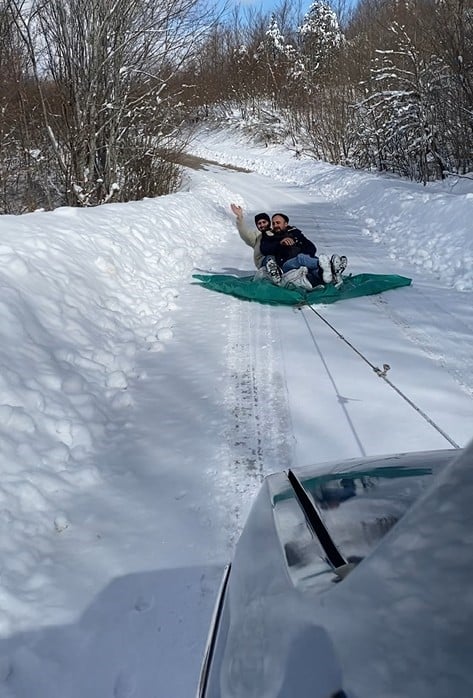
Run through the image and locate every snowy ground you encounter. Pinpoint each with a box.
[0,126,471,697]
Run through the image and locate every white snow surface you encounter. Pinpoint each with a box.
[0,125,471,696]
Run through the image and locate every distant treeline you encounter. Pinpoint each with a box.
[1,0,472,212]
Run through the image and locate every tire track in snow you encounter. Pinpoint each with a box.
[217,298,293,546]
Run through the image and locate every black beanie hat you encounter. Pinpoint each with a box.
[273,212,289,223]
[254,212,271,224]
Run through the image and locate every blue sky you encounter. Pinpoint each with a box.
[226,0,314,17]
[224,0,359,18]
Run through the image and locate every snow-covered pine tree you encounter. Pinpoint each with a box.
[298,0,344,90]
[355,22,446,182]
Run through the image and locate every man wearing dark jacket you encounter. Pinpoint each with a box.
[260,213,316,265]
[260,212,334,285]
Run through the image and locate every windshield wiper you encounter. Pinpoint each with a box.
[287,469,348,571]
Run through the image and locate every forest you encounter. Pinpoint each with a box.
[1,0,472,212]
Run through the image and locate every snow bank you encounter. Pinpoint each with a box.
[0,176,231,634]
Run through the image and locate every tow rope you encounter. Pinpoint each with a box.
[300,305,461,450]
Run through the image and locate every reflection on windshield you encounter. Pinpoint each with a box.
[301,466,433,559]
[270,456,449,592]
[273,465,432,507]
[310,477,359,509]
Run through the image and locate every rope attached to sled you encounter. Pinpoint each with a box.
[301,305,461,450]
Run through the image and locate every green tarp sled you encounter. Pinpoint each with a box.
[193,272,411,306]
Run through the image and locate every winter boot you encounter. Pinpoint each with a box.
[331,254,348,287]
[265,257,282,284]
[318,254,333,284]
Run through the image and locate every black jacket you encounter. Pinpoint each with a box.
[260,226,317,267]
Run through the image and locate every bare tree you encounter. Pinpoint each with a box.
[6,0,216,206]
[0,1,52,212]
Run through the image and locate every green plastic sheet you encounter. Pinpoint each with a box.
[192,272,412,306]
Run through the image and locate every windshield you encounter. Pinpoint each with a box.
[300,465,432,560]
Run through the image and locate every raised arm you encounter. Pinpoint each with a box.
[230,203,258,248]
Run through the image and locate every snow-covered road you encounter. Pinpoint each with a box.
[202,161,472,458]
[0,133,471,697]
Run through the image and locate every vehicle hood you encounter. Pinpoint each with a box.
[318,441,473,697]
